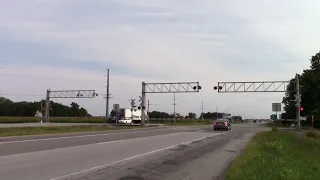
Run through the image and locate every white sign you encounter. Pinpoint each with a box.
[272,103,281,112]
[34,112,43,118]
[294,94,301,103]
[130,99,136,107]
[139,96,142,102]
[300,116,307,121]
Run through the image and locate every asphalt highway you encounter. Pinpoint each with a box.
[0,124,267,180]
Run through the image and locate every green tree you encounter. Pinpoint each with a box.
[79,107,88,117]
[0,97,91,117]
[70,102,80,117]
[149,111,170,118]
[282,51,320,127]
[188,112,196,119]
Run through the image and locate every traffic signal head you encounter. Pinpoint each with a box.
[300,107,304,111]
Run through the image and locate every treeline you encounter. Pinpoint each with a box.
[149,111,197,119]
[200,112,242,120]
[282,51,320,127]
[149,111,242,120]
[0,97,91,117]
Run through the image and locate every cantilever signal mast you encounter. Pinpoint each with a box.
[140,82,202,126]
[213,79,302,129]
[44,90,98,122]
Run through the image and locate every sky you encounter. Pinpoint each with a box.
[0,0,319,118]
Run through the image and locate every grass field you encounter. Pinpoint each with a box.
[226,129,320,180]
[0,125,143,137]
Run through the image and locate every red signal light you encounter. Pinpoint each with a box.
[300,107,304,111]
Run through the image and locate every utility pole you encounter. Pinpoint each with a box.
[147,100,152,125]
[141,82,147,126]
[40,101,43,115]
[105,69,110,121]
[45,90,50,122]
[295,76,301,129]
[173,93,177,124]
[216,105,218,120]
[147,100,152,115]
[201,101,204,122]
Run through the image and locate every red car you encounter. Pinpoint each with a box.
[213,119,231,131]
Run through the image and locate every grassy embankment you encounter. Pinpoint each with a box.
[0,125,143,137]
[226,128,320,180]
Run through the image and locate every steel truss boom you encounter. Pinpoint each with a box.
[217,81,290,93]
[48,90,98,98]
[144,82,201,93]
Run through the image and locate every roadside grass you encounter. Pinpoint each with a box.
[305,130,320,139]
[226,130,320,180]
[0,125,142,137]
[0,116,105,123]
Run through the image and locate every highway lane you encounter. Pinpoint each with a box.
[0,126,201,156]
[0,124,267,180]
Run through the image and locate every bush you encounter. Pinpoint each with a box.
[271,127,278,132]
[305,130,320,139]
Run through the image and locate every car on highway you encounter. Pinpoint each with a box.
[213,119,231,131]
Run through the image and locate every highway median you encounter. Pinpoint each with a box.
[226,129,320,180]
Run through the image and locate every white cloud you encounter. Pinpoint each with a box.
[0,0,319,118]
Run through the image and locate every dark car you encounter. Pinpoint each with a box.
[213,119,231,131]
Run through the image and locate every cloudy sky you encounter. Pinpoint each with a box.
[0,0,319,118]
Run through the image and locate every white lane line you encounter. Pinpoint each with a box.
[0,127,183,145]
[96,132,183,145]
[49,129,234,180]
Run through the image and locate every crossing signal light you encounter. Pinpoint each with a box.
[137,106,146,110]
[300,107,304,111]
[214,86,223,91]
[193,86,202,91]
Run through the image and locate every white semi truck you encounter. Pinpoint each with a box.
[117,108,148,124]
